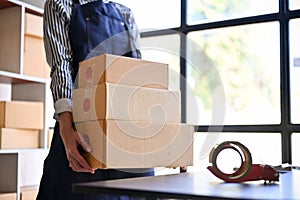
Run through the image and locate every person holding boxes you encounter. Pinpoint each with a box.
[36,0,154,199]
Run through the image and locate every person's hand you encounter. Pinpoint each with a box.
[59,112,95,173]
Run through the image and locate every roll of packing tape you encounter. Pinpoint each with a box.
[208,141,252,181]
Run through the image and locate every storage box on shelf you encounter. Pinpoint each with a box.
[0,100,44,149]
[23,13,50,79]
[0,101,44,130]
[0,128,39,149]
[20,186,38,200]
[0,193,17,200]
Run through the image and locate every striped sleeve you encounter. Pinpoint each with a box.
[43,0,74,116]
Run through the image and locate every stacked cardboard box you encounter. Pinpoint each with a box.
[20,186,38,200]
[23,13,50,79]
[0,101,43,149]
[73,54,193,169]
[0,193,16,200]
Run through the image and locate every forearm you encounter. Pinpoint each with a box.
[44,0,74,118]
[58,111,74,140]
[51,69,73,119]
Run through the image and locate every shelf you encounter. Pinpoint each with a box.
[0,0,43,15]
[0,70,49,84]
[0,1,50,199]
[0,148,49,154]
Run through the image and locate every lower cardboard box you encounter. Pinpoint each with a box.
[0,193,16,200]
[0,128,39,149]
[75,120,194,169]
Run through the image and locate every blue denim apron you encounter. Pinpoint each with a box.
[36,1,153,199]
[69,0,139,82]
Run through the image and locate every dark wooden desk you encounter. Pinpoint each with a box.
[73,169,300,199]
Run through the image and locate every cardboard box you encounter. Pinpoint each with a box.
[77,54,168,89]
[23,51,50,79]
[0,193,16,200]
[24,36,44,53]
[73,83,181,123]
[23,14,50,79]
[0,128,39,149]
[75,120,193,169]
[23,35,50,79]
[21,186,38,200]
[24,13,43,38]
[0,101,44,130]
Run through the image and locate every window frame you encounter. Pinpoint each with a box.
[140,0,300,164]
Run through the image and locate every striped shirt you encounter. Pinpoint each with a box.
[43,0,140,119]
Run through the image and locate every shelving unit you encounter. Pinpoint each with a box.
[0,0,53,199]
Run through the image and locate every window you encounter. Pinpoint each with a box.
[114,0,181,29]
[139,34,181,91]
[118,0,300,169]
[290,0,300,10]
[290,19,300,124]
[292,133,300,165]
[187,0,278,25]
[187,23,280,125]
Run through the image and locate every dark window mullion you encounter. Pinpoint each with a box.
[279,0,292,164]
[180,0,188,124]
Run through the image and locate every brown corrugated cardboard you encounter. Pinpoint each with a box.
[23,35,50,79]
[0,128,39,149]
[75,120,193,169]
[0,101,44,130]
[20,186,38,200]
[24,36,44,53]
[23,51,50,79]
[24,13,43,38]
[0,193,16,200]
[77,54,168,89]
[73,83,181,123]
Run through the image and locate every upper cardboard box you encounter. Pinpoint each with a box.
[24,13,43,38]
[0,101,44,130]
[73,83,181,123]
[77,54,169,89]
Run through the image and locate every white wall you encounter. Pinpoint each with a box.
[20,0,45,8]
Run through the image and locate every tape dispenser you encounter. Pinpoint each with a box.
[207,141,279,183]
